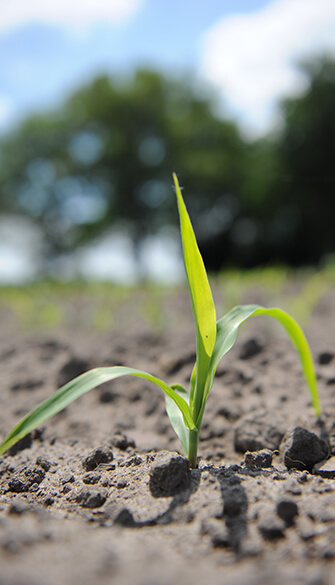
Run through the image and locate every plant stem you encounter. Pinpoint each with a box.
[188,428,199,468]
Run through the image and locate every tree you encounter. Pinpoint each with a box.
[271,56,335,264]
[0,69,247,274]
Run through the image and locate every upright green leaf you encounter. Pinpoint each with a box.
[173,173,217,422]
[0,366,195,456]
[173,173,216,358]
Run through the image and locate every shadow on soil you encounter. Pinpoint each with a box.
[99,464,260,555]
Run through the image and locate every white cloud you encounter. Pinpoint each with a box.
[0,0,143,34]
[200,0,335,137]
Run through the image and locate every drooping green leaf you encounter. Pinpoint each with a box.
[252,306,320,416]
[165,384,190,456]
[195,304,321,426]
[0,366,195,456]
[173,173,216,359]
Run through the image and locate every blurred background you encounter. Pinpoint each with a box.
[0,0,335,285]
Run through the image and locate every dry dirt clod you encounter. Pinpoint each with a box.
[313,456,335,478]
[283,427,329,472]
[242,449,273,468]
[118,455,142,467]
[258,513,286,540]
[103,504,136,526]
[75,488,107,508]
[82,472,101,484]
[276,499,299,525]
[318,351,334,365]
[35,457,52,471]
[7,467,46,493]
[149,451,189,496]
[10,378,44,392]
[8,498,30,515]
[234,412,285,453]
[8,433,33,455]
[57,357,90,387]
[83,446,114,471]
[110,432,136,450]
[58,471,75,485]
[238,336,264,360]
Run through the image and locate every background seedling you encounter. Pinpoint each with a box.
[0,174,321,467]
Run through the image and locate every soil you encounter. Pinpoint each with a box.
[0,285,335,585]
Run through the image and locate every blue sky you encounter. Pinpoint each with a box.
[1,0,335,138]
[1,0,335,283]
[0,0,269,123]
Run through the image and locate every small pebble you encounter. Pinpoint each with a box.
[118,456,142,467]
[57,357,89,387]
[113,507,135,526]
[83,472,101,484]
[83,446,114,471]
[8,433,33,455]
[313,456,335,479]
[76,488,107,508]
[258,513,285,540]
[110,433,135,450]
[59,472,75,485]
[211,529,230,548]
[239,337,263,360]
[318,351,334,365]
[8,498,29,515]
[276,499,298,525]
[35,457,51,471]
[243,449,273,468]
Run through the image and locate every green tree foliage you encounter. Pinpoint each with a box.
[0,70,246,271]
[271,56,335,264]
[203,55,335,269]
[1,58,334,273]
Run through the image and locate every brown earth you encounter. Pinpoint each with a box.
[0,284,335,585]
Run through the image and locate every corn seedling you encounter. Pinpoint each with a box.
[0,174,321,467]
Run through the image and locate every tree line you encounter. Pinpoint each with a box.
[0,56,334,273]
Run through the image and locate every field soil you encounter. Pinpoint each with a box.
[0,284,335,585]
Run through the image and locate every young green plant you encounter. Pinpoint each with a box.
[0,174,321,467]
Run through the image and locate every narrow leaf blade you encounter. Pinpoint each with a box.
[173,173,216,358]
[253,306,321,416]
[211,305,261,373]
[0,366,195,455]
[165,384,190,456]
[204,304,320,418]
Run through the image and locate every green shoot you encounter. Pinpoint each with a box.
[0,174,321,468]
